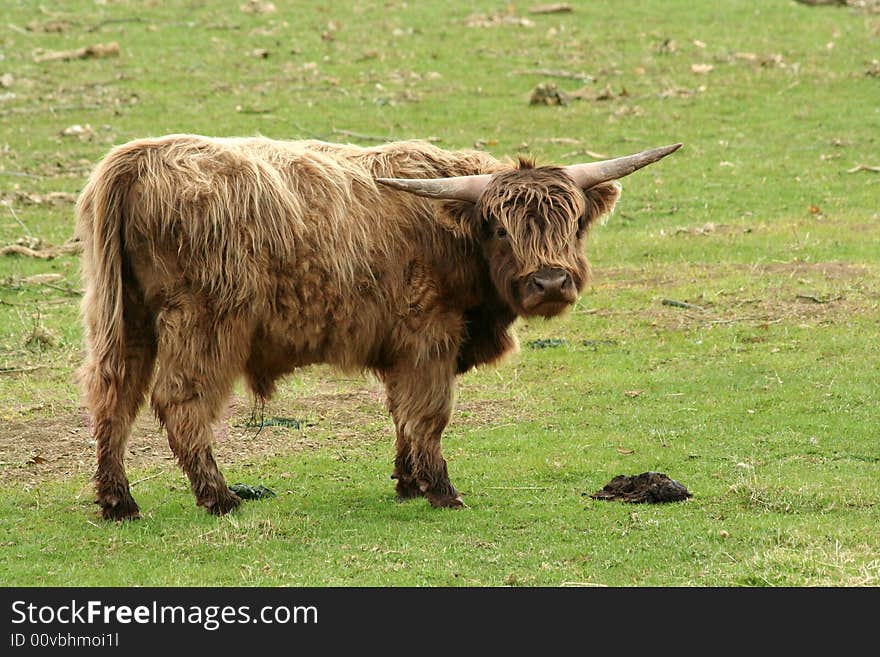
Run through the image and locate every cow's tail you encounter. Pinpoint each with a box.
[75,147,137,413]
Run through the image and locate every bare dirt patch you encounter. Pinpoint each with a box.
[0,396,323,489]
[0,377,526,488]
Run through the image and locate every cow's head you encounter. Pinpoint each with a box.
[378,144,680,318]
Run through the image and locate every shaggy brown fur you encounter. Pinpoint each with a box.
[76,135,621,519]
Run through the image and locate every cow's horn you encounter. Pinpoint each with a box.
[376,174,492,203]
[565,143,682,189]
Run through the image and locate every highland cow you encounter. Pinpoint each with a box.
[75,134,679,520]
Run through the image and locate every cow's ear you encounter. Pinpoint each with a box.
[580,181,621,232]
[433,201,484,238]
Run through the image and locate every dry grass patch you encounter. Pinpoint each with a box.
[591,261,878,330]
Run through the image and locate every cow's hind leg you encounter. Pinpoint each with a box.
[384,357,463,508]
[84,295,157,521]
[151,310,245,515]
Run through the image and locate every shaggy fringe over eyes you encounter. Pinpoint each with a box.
[480,166,586,272]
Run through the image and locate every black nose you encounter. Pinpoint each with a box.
[529,268,572,298]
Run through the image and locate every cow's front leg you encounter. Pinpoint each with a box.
[384,356,464,508]
[391,429,423,500]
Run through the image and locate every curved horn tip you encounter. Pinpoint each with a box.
[640,143,683,162]
[375,177,420,193]
[660,142,683,155]
[374,174,491,202]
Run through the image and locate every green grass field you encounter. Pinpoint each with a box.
[0,0,878,586]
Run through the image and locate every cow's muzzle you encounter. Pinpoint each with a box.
[521,268,577,316]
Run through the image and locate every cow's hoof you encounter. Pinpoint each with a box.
[426,492,466,509]
[395,478,424,501]
[97,494,141,521]
[201,490,242,515]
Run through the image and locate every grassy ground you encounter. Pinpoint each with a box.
[0,0,878,586]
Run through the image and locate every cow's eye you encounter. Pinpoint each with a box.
[495,227,508,239]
